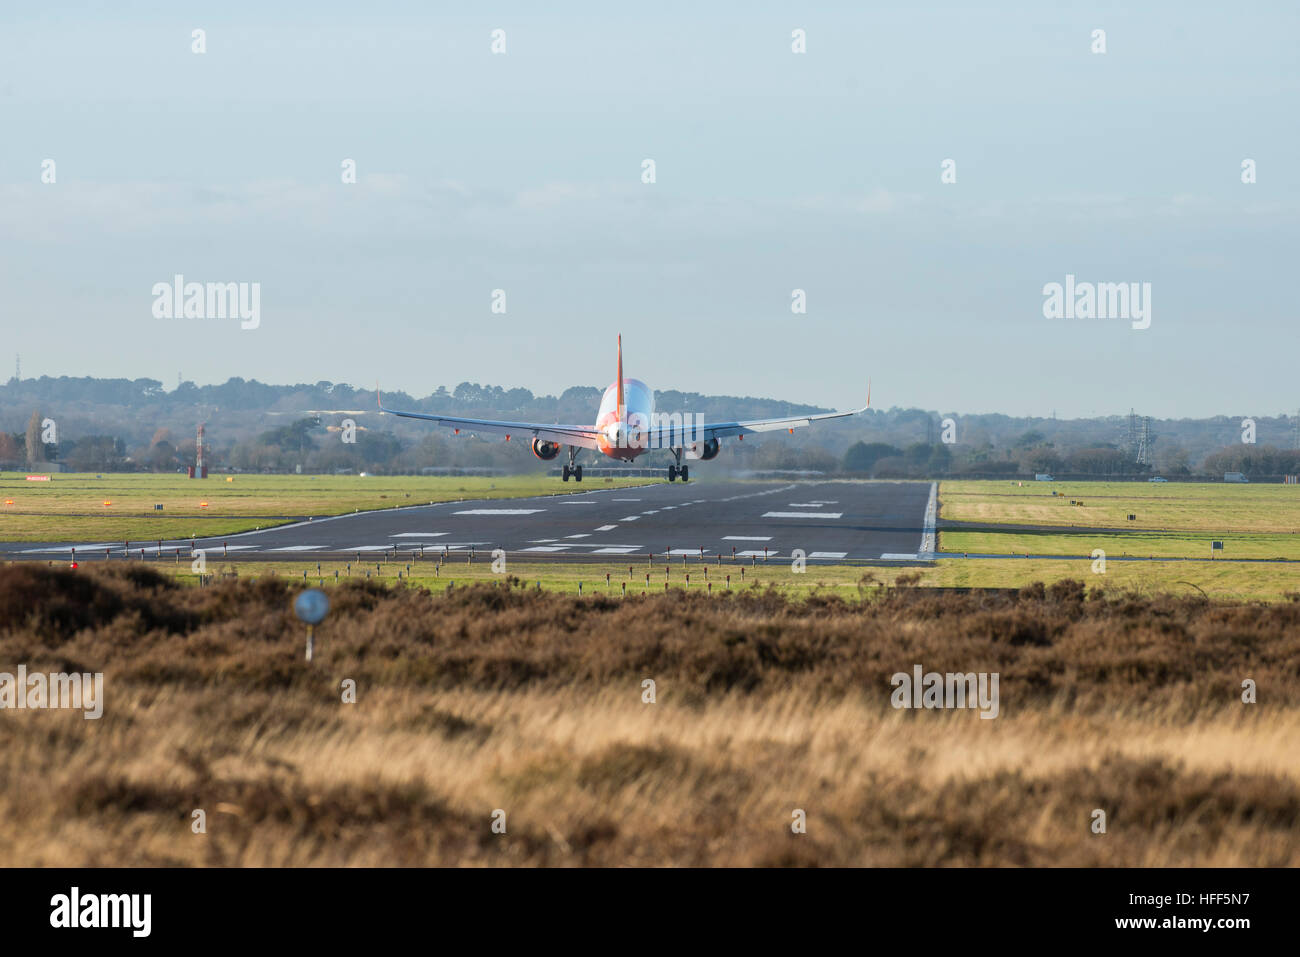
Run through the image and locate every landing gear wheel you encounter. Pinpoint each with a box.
[574,465,583,482]
[667,465,677,482]
[562,465,571,481]
[679,466,689,483]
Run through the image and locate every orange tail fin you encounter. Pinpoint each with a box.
[616,334,624,423]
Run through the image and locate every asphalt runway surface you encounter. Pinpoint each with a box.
[0,479,937,565]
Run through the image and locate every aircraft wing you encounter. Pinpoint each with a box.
[638,384,871,446]
[377,391,602,450]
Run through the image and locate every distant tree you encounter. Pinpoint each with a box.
[1064,447,1131,475]
[0,432,20,463]
[25,410,44,466]
[872,455,909,478]
[1018,447,1062,474]
[65,435,124,472]
[147,440,177,471]
[843,441,902,474]
[255,417,317,454]
[927,443,953,475]
[904,443,933,470]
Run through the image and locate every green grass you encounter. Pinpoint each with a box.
[941,529,1300,561]
[166,557,873,599]
[940,479,1300,533]
[0,472,649,542]
[939,479,1300,562]
[122,552,1298,603]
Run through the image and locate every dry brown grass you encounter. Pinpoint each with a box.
[1,565,1297,866]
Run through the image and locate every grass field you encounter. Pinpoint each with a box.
[71,552,1292,604]
[939,480,1300,564]
[0,473,648,542]
[2,565,1296,867]
[941,479,1300,533]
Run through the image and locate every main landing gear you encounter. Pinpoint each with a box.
[667,449,688,483]
[562,448,582,482]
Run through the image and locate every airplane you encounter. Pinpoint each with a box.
[377,335,869,482]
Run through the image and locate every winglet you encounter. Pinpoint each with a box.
[866,378,871,410]
[376,381,383,412]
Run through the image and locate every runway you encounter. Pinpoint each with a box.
[0,480,937,565]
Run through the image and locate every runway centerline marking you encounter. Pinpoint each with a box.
[762,511,843,519]
[565,534,591,539]
[594,525,618,532]
[453,508,544,515]
[390,532,448,537]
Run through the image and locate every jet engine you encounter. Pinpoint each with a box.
[531,438,561,460]
[685,437,720,460]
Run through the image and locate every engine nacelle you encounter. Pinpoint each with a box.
[685,437,721,460]
[531,438,561,461]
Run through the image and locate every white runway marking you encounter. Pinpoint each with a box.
[619,516,640,522]
[390,532,448,538]
[218,545,259,552]
[786,503,828,507]
[591,546,640,554]
[762,511,843,519]
[594,525,618,532]
[560,500,597,504]
[454,508,544,515]
[723,535,771,541]
[345,545,394,552]
[666,548,709,556]
[529,539,559,543]
[920,481,937,558]
[269,545,320,552]
[809,551,847,559]
[881,553,919,560]
[641,510,659,515]
[612,498,641,501]
[735,550,779,558]
[522,545,570,552]
[565,534,591,539]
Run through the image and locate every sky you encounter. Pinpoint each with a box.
[1,1,1297,418]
